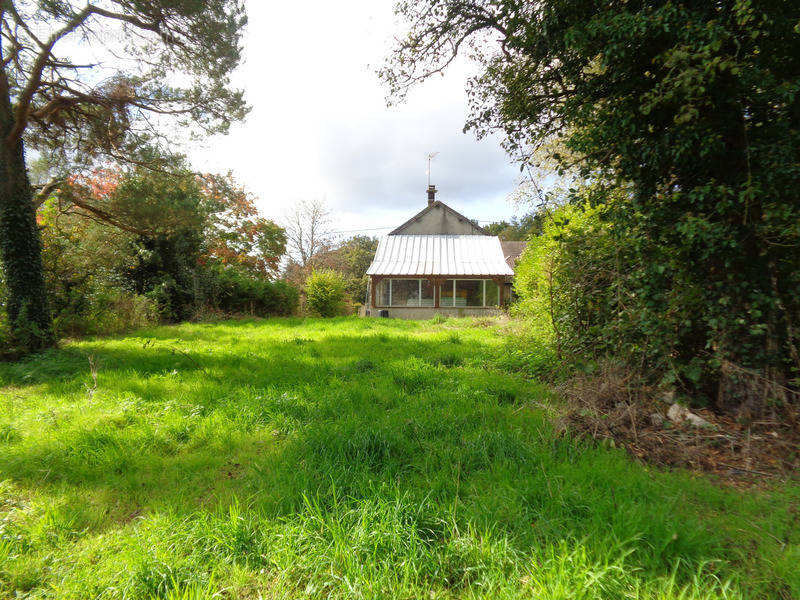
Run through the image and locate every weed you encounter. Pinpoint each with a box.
[432,353,463,368]
[351,358,376,373]
[0,424,21,444]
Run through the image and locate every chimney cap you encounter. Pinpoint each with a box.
[427,184,437,205]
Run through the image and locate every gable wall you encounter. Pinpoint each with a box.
[393,204,483,235]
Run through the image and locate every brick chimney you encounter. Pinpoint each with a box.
[427,184,437,205]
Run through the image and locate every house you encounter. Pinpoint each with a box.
[363,185,521,318]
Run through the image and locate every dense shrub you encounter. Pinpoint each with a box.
[517,199,671,366]
[202,266,299,317]
[305,269,347,317]
[514,194,800,413]
[513,203,602,356]
[514,199,644,366]
[126,231,204,322]
[39,262,297,340]
[52,284,158,338]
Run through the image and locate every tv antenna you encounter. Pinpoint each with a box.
[426,152,439,187]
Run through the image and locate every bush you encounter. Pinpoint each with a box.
[53,285,158,338]
[514,200,654,379]
[40,261,297,340]
[200,266,299,317]
[86,289,159,335]
[514,202,610,361]
[514,196,796,413]
[305,269,347,317]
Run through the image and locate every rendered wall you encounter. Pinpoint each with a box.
[394,204,483,235]
[362,307,503,320]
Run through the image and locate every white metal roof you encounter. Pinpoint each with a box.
[366,235,514,277]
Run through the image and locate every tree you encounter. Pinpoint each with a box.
[383,0,800,409]
[200,173,286,278]
[60,163,207,237]
[312,235,378,303]
[59,166,215,322]
[483,212,545,241]
[284,198,333,268]
[1,1,248,352]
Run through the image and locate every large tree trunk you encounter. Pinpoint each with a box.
[0,69,54,353]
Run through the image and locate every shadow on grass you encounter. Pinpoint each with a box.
[0,320,793,597]
[0,327,501,505]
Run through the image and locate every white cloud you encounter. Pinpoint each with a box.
[190,0,526,234]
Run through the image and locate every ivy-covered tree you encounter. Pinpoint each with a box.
[0,1,248,352]
[383,0,800,409]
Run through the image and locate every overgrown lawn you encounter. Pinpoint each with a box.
[0,317,797,598]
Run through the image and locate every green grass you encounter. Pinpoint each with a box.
[0,316,797,599]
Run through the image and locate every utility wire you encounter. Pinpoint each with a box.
[329,225,395,235]
[329,219,500,236]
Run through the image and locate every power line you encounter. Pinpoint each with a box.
[329,219,504,236]
[329,225,395,235]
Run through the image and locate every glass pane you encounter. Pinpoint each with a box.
[420,280,434,307]
[455,280,483,307]
[377,279,390,306]
[391,279,420,306]
[485,280,499,306]
[441,280,455,307]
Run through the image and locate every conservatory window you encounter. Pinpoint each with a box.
[485,280,500,306]
[378,278,390,306]
[440,279,500,307]
[377,279,434,307]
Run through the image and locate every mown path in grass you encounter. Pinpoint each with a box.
[0,317,797,599]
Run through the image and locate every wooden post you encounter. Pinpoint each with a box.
[370,276,377,308]
[494,277,505,306]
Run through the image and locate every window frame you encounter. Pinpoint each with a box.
[376,278,434,307]
[376,278,501,308]
[440,279,499,308]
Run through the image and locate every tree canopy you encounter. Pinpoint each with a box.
[4,0,248,171]
[483,212,545,241]
[1,0,249,351]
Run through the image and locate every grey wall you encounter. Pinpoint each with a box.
[395,204,483,235]
[361,306,504,320]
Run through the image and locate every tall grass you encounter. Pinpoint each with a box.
[0,316,797,598]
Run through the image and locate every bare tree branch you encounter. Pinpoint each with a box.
[284,199,333,267]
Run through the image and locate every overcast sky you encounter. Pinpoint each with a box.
[189,0,526,237]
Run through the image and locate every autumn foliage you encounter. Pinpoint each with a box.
[20,167,297,337]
